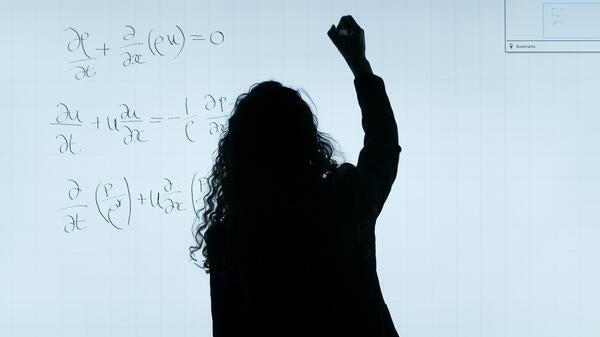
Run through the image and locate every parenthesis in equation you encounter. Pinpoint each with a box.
[147,29,159,56]
[147,29,154,55]
[191,171,202,220]
[124,177,132,226]
[175,25,185,58]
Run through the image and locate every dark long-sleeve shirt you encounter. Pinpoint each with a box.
[209,72,401,337]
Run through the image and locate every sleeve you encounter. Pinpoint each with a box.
[343,72,401,224]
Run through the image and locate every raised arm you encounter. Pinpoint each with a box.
[353,71,400,220]
[328,15,401,223]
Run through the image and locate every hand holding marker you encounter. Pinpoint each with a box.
[328,15,372,77]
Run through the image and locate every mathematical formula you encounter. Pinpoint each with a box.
[50,95,230,155]
[57,172,209,233]
[65,25,225,80]
[56,24,231,233]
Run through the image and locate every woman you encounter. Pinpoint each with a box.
[190,15,401,337]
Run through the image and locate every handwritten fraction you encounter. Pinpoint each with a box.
[51,95,230,155]
[65,25,225,80]
[57,173,210,233]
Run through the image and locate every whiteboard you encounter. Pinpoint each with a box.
[1,0,600,336]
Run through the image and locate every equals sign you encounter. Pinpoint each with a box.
[190,34,206,41]
[150,117,164,123]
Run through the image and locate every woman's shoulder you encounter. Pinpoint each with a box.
[322,163,362,203]
[325,162,359,179]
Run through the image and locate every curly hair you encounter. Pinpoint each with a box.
[189,79,342,275]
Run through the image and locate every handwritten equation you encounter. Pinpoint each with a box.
[57,172,209,233]
[65,25,225,80]
[50,95,230,155]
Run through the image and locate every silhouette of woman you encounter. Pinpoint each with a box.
[190,15,401,337]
